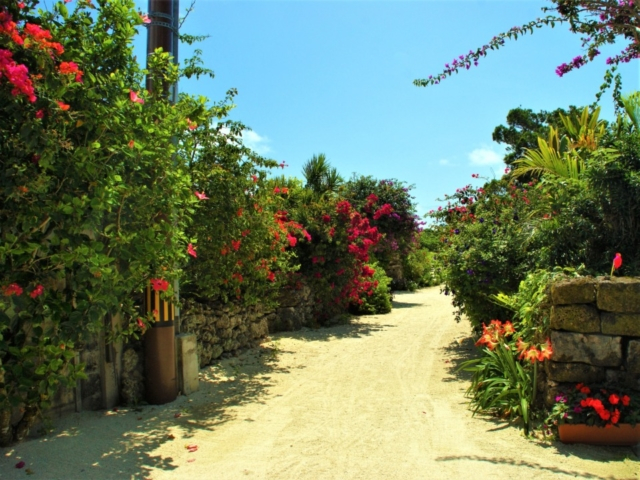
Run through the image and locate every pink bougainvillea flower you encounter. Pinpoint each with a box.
[29,284,44,299]
[273,186,280,194]
[279,161,287,169]
[251,175,258,183]
[140,13,151,24]
[194,191,209,200]
[150,278,170,292]
[187,243,197,258]
[3,283,23,296]
[129,89,144,104]
[35,109,44,119]
[267,271,275,282]
[18,2,25,8]
[286,234,297,247]
[136,318,146,331]
[57,101,70,111]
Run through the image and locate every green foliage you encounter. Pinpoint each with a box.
[512,107,619,180]
[459,321,549,436]
[179,98,296,307]
[490,267,583,341]
[301,153,343,197]
[0,0,199,420]
[430,178,542,327]
[492,106,584,166]
[461,339,537,436]
[349,262,392,315]
[402,248,443,290]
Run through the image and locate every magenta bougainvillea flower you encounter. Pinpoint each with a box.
[194,191,209,200]
[187,243,197,258]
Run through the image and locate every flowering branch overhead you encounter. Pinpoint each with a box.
[414,1,640,102]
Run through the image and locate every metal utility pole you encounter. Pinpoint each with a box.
[144,0,180,405]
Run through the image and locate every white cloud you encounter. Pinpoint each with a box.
[468,147,504,166]
[439,159,450,165]
[241,130,271,155]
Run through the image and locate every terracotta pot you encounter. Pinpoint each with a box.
[558,423,640,446]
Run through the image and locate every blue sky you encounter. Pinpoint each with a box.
[132,0,639,216]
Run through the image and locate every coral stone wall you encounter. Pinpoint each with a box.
[545,276,640,404]
[181,284,315,368]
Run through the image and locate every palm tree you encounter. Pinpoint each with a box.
[302,153,344,196]
[512,107,618,180]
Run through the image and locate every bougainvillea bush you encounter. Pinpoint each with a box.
[429,176,545,327]
[179,95,301,307]
[289,192,385,321]
[0,0,235,443]
[342,176,424,289]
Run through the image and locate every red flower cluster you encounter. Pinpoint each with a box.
[58,61,83,83]
[336,200,352,217]
[475,319,515,350]
[2,282,23,296]
[574,384,631,427]
[150,278,170,292]
[373,203,393,220]
[475,319,553,363]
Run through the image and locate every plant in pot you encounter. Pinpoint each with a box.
[547,383,640,445]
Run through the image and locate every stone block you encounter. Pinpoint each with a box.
[176,334,199,396]
[627,340,640,382]
[250,318,268,339]
[545,361,605,383]
[601,312,640,336]
[215,315,231,329]
[551,277,596,305]
[550,331,623,367]
[596,276,640,313]
[550,305,600,333]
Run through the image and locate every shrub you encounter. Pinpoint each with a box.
[0,0,196,438]
[349,262,392,315]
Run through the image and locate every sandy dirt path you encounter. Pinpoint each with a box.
[1,287,638,479]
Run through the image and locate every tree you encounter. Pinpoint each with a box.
[301,153,343,196]
[493,106,584,166]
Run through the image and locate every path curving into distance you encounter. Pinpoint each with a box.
[1,287,638,479]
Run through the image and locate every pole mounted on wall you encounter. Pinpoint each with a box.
[144,0,180,405]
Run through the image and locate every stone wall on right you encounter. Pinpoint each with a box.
[545,276,640,404]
